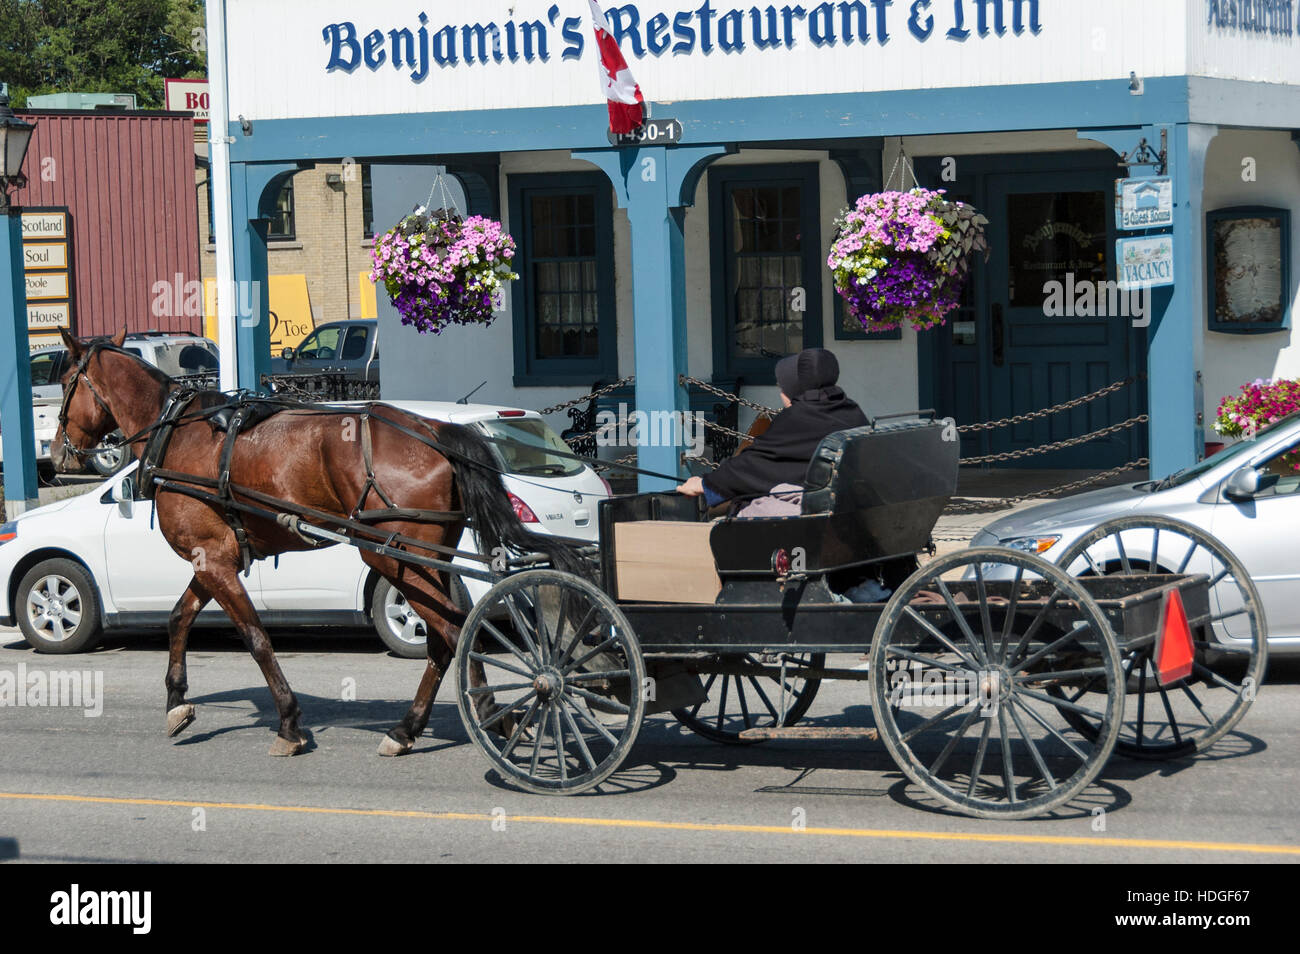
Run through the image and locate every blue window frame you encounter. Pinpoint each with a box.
[508,173,617,386]
[709,164,824,384]
[1206,206,1291,334]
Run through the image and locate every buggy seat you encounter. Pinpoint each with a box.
[707,416,959,576]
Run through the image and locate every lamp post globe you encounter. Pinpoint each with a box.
[0,87,36,211]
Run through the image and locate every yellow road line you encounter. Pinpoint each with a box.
[2,790,1297,856]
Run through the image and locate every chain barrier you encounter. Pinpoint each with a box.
[679,374,778,418]
[537,372,1148,478]
[959,415,1148,465]
[957,375,1142,433]
[536,375,636,417]
[940,458,1151,517]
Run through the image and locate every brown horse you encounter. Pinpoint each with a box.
[50,328,583,756]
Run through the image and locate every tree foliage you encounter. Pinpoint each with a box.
[0,0,206,107]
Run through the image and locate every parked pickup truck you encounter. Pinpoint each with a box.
[270,319,380,383]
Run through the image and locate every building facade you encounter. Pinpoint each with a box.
[210,0,1300,486]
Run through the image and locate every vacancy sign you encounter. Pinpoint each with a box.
[165,78,210,122]
[21,208,75,350]
[1117,235,1175,290]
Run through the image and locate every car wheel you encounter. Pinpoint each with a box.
[16,558,103,654]
[371,576,470,658]
[90,431,129,477]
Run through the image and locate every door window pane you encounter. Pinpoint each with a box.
[1007,192,1108,308]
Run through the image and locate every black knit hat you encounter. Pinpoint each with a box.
[776,348,840,399]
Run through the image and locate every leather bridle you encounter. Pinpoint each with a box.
[56,342,124,461]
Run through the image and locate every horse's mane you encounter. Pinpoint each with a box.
[82,338,174,390]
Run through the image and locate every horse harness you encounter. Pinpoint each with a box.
[59,341,467,574]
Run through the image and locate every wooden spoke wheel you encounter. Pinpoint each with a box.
[671,652,824,744]
[1053,515,1268,760]
[455,569,646,795]
[870,548,1123,820]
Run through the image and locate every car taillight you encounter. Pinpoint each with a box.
[497,410,527,418]
[508,492,539,523]
[599,476,613,497]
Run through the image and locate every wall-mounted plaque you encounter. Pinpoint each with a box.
[1207,207,1290,333]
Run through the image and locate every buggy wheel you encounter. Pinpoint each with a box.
[455,569,645,795]
[671,653,824,744]
[1053,515,1267,760]
[870,548,1123,820]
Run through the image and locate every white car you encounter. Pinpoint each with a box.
[970,412,1300,652]
[0,401,607,657]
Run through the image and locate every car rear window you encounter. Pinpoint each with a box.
[477,419,584,477]
[148,341,220,377]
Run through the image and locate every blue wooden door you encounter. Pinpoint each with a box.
[983,169,1146,468]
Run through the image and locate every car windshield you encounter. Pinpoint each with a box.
[30,351,61,386]
[477,418,584,477]
[1157,412,1300,489]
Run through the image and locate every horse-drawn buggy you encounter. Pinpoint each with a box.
[52,330,1267,820]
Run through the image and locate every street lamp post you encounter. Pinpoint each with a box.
[0,84,39,519]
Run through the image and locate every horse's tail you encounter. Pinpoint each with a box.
[434,422,594,581]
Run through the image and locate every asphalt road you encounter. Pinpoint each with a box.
[0,626,1297,864]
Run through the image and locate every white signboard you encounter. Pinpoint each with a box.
[25,272,69,301]
[222,0,1197,122]
[23,243,68,271]
[165,78,210,122]
[1115,176,1174,230]
[1117,235,1175,289]
[27,302,72,331]
[21,212,66,240]
[29,334,62,354]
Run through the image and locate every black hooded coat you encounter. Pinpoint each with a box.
[701,349,869,504]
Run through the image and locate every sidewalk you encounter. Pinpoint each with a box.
[931,465,1147,555]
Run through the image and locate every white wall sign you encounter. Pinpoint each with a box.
[1117,235,1175,289]
[224,0,1206,122]
[164,78,211,122]
[25,272,69,301]
[23,243,68,271]
[1115,176,1174,230]
[27,302,72,331]
[21,212,66,240]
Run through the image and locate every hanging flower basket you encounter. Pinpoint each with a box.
[828,188,989,333]
[369,207,519,335]
[1214,377,1300,472]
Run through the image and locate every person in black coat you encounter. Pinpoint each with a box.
[677,348,869,509]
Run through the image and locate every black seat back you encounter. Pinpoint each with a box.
[707,416,958,577]
[799,418,958,565]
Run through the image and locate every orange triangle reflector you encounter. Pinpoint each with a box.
[1155,588,1195,686]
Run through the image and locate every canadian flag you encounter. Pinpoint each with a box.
[589,0,645,134]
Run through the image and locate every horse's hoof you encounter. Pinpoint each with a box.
[166,704,196,738]
[377,735,412,757]
[268,735,306,757]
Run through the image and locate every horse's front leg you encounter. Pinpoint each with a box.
[203,565,308,755]
[165,576,211,738]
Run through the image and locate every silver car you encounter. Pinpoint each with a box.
[971,412,1300,653]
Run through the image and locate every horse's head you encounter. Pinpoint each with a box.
[50,327,128,473]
